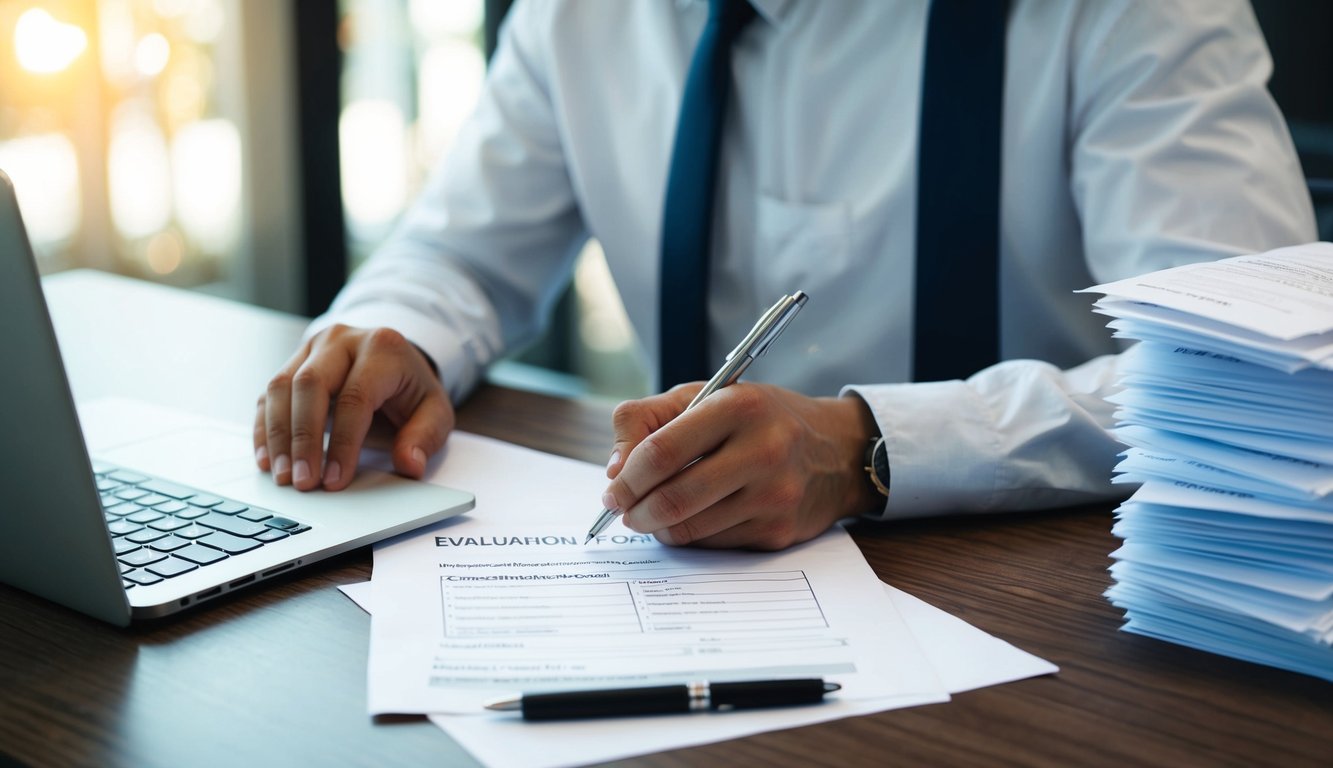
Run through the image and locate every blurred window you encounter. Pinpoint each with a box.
[336,0,648,398]
[338,0,486,265]
[0,0,241,287]
[0,0,647,397]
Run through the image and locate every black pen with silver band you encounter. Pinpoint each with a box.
[484,678,840,721]
[583,290,810,543]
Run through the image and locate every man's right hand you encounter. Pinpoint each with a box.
[253,324,455,491]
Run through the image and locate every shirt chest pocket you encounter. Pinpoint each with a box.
[753,194,855,303]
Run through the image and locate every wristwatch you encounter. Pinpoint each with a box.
[864,436,891,498]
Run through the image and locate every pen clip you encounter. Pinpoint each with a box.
[686,291,807,412]
[745,291,808,360]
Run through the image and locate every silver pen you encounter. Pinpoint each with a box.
[583,291,809,543]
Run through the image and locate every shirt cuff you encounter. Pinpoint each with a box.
[841,380,1001,521]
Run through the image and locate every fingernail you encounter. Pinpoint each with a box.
[412,447,427,470]
[323,460,342,486]
[293,459,311,485]
[273,454,291,478]
[606,450,620,471]
[255,445,268,467]
[601,491,619,512]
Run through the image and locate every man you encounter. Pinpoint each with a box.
[254,0,1315,549]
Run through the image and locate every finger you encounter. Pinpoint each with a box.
[264,374,293,484]
[664,478,819,551]
[676,513,799,551]
[388,392,454,480]
[619,428,746,535]
[606,385,700,479]
[288,346,353,491]
[320,327,449,489]
[602,391,733,515]
[263,357,307,485]
[321,353,398,491]
[263,337,319,485]
[642,485,752,547]
[253,395,270,471]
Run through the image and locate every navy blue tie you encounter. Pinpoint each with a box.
[913,0,1009,382]
[658,0,757,389]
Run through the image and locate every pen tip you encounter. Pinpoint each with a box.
[824,682,842,693]
[483,696,522,712]
[583,534,593,545]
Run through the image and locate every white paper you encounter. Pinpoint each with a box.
[344,572,1054,766]
[1107,580,1333,682]
[1110,542,1333,601]
[339,580,372,611]
[346,583,943,768]
[350,432,1056,766]
[369,519,940,714]
[339,581,1056,697]
[1116,425,1333,498]
[1110,561,1333,638]
[425,584,1055,768]
[1081,242,1333,340]
[1087,246,1333,683]
[338,581,1055,768]
[885,586,1058,694]
[1128,480,1333,523]
[367,433,942,715]
[1118,342,1333,402]
[1114,448,1321,503]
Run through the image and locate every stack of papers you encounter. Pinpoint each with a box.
[1081,243,1333,682]
[348,431,1056,768]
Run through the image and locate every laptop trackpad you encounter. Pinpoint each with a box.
[95,424,264,488]
[84,400,470,530]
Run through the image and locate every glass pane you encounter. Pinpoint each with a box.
[337,0,485,266]
[0,0,242,287]
[334,0,647,398]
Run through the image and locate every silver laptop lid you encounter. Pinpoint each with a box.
[0,169,132,625]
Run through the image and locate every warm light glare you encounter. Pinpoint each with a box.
[108,107,173,239]
[182,1,224,44]
[99,0,137,84]
[0,134,81,247]
[14,9,88,74]
[340,99,408,228]
[416,41,485,168]
[163,70,205,123]
[135,32,171,77]
[408,0,483,38]
[576,242,635,353]
[172,119,241,250]
[144,230,184,274]
[152,0,196,17]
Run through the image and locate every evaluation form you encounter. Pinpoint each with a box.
[366,433,943,715]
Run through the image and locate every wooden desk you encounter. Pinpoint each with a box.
[1,272,1329,767]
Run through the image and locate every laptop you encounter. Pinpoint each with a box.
[0,170,474,625]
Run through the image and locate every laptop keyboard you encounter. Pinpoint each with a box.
[92,461,311,590]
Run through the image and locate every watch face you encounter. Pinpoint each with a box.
[867,437,890,497]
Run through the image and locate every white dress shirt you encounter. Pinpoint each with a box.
[310,0,1316,520]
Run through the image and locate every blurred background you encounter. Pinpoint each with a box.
[1,1,1328,401]
[0,0,648,401]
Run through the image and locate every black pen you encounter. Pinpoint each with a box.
[483,678,841,721]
